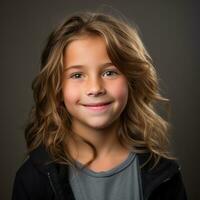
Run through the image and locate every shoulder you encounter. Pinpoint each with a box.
[137,152,180,174]
[15,157,47,187]
[16,157,35,177]
[137,153,187,199]
[13,157,54,199]
[137,152,182,186]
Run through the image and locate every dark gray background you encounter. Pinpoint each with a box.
[0,0,199,199]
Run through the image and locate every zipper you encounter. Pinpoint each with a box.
[47,172,58,197]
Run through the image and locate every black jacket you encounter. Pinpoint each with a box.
[12,146,187,200]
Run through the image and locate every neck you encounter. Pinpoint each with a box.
[66,119,129,162]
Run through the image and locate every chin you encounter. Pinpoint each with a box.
[86,120,116,130]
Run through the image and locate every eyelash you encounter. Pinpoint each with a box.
[69,70,119,79]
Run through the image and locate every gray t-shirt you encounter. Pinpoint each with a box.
[68,152,143,200]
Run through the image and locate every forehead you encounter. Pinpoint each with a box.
[63,35,110,66]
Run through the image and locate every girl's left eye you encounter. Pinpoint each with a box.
[103,70,119,77]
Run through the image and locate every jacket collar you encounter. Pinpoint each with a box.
[30,145,75,200]
[137,152,180,199]
[29,145,180,200]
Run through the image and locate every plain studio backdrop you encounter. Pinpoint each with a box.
[0,0,199,199]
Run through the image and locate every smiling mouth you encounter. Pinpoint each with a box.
[83,102,112,107]
[82,102,112,111]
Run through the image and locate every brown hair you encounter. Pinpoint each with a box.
[25,11,175,170]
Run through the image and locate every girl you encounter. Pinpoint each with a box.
[12,11,187,200]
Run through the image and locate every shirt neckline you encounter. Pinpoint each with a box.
[74,151,136,178]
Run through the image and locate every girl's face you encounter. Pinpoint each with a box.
[62,35,128,130]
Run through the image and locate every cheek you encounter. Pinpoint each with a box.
[109,78,128,103]
[62,83,80,107]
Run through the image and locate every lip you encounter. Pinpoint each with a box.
[82,102,112,107]
[82,102,112,112]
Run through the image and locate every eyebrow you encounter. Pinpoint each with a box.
[64,62,114,71]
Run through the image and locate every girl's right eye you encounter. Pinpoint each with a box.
[70,73,83,79]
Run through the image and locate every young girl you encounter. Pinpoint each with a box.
[12,11,187,200]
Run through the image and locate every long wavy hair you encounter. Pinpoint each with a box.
[25,11,175,170]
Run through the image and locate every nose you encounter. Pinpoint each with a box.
[86,77,106,97]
